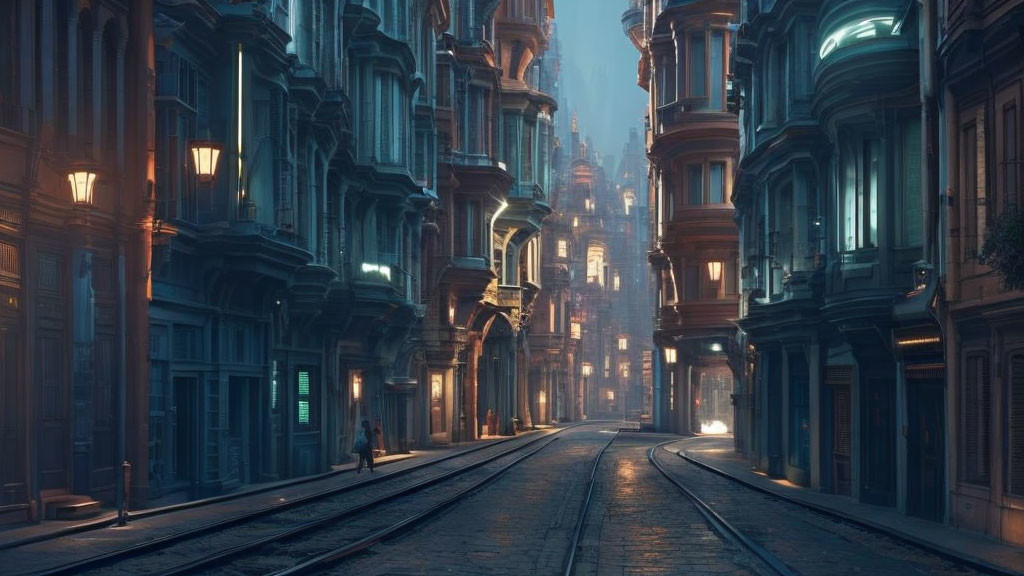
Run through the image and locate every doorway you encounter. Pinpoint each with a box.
[826,365,852,496]
[478,317,514,436]
[907,377,945,521]
[173,376,198,485]
[228,377,261,484]
[38,335,69,491]
[861,375,896,507]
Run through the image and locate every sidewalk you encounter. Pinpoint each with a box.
[0,432,530,558]
[669,435,1024,576]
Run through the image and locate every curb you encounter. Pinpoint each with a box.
[671,443,1022,576]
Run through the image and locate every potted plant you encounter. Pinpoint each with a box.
[979,203,1024,291]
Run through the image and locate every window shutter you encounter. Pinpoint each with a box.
[963,354,991,485]
[1011,354,1024,496]
[826,365,853,459]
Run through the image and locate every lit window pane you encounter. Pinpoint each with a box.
[689,165,703,205]
[689,33,706,98]
[710,163,724,204]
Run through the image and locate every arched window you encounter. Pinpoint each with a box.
[586,245,604,286]
[77,9,94,150]
[102,22,120,153]
[0,1,16,126]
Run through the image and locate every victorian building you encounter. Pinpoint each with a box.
[0,0,152,521]
[625,0,742,435]
[421,0,557,443]
[731,0,932,512]
[939,0,1024,544]
[147,0,447,501]
[726,0,1024,535]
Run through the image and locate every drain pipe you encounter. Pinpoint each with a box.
[921,0,939,269]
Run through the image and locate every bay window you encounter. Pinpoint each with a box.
[899,118,923,247]
[840,138,879,252]
[375,72,406,165]
[689,33,706,98]
[685,161,729,205]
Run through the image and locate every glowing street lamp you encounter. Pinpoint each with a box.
[664,347,677,365]
[190,140,223,181]
[581,363,593,377]
[67,171,97,205]
[351,371,363,401]
[706,261,723,283]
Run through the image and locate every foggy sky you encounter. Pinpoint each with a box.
[554,0,647,170]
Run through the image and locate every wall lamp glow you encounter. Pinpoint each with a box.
[819,17,895,60]
[68,170,97,205]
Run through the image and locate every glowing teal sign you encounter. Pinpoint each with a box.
[818,16,896,60]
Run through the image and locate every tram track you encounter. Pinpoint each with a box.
[650,440,999,576]
[21,426,580,576]
[561,430,620,576]
[647,439,798,576]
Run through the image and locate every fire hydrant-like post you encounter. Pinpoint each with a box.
[118,461,131,526]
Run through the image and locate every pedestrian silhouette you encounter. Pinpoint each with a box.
[356,420,374,473]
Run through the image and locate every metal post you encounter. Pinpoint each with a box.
[116,251,127,525]
[118,461,131,526]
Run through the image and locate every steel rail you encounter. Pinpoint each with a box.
[27,426,581,576]
[561,430,621,576]
[648,440,800,576]
[0,431,536,553]
[269,433,566,576]
[158,434,560,576]
[673,447,1019,576]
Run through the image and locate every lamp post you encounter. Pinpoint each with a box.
[581,362,592,420]
[664,347,677,433]
[67,170,97,513]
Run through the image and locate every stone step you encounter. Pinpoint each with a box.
[44,495,102,520]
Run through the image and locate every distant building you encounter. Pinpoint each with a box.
[624,0,742,435]
[423,0,558,442]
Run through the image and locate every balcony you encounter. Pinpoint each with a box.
[621,2,646,52]
[0,101,35,135]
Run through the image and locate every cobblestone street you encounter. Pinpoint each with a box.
[324,427,1000,576]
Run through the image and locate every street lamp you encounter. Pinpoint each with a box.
[190,140,222,181]
[706,261,723,283]
[664,347,677,365]
[581,362,592,419]
[67,171,97,205]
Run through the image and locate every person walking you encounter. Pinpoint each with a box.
[355,420,374,473]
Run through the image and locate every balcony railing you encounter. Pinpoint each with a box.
[0,100,35,135]
[350,252,411,297]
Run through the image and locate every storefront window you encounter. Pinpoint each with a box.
[430,372,445,434]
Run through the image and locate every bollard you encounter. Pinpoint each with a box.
[118,460,131,526]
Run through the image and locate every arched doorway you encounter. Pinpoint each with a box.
[477,315,516,436]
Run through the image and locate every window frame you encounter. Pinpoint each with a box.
[961,350,992,486]
[995,85,1021,212]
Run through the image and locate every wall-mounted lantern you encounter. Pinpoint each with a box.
[707,261,723,283]
[664,347,677,365]
[190,140,223,181]
[351,370,363,402]
[68,170,97,205]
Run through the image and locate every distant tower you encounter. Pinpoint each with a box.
[571,111,581,159]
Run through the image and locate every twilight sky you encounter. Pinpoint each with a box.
[553,0,648,170]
